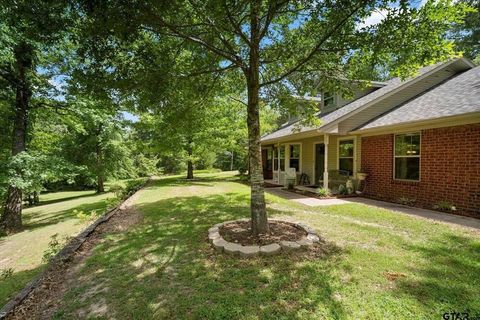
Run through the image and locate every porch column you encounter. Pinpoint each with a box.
[323,134,329,189]
[277,143,280,183]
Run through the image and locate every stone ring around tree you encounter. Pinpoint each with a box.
[208,218,321,258]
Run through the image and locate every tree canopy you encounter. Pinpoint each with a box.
[0,0,476,235]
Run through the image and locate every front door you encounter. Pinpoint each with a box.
[314,144,325,186]
[262,149,273,179]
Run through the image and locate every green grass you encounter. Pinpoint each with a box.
[0,190,116,306]
[51,172,480,319]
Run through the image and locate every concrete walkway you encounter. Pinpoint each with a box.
[266,188,352,206]
[266,187,480,231]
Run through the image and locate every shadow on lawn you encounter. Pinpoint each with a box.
[57,185,347,319]
[0,265,45,307]
[31,191,97,207]
[21,198,112,232]
[396,233,480,312]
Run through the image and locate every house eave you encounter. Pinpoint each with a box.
[349,112,480,136]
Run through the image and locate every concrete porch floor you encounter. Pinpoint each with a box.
[265,187,480,231]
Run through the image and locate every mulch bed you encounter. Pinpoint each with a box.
[220,220,307,246]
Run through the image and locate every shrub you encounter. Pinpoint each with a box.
[75,209,100,223]
[286,179,295,190]
[109,183,125,198]
[398,197,416,206]
[238,164,248,176]
[42,234,71,262]
[338,184,348,195]
[433,201,456,212]
[316,187,330,197]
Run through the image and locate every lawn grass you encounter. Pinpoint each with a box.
[0,189,116,306]
[52,172,480,319]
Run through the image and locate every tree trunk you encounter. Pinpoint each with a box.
[33,191,39,205]
[96,125,105,193]
[97,175,105,193]
[1,43,32,234]
[186,141,194,179]
[230,150,234,171]
[247,0,269,236]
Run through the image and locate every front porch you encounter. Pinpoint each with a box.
[261,133,362,192]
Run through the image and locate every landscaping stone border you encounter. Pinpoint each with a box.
[209,218,321,257]
[0,178,150,320]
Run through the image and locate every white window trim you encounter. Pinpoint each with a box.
[287,142,302,174]
[393,132,421,182]
[337,136,357,175]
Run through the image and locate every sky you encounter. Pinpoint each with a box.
[359,0,429,28]
[121,111,140,122]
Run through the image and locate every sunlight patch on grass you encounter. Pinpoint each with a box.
[0,190,116,306]
[51,172,480,319]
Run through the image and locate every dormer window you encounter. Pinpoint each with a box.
[323,92,335,108]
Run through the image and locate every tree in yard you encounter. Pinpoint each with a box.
[450,0,479,62]
[77,0,470,235]
[61,101,136,193]
[0,1,71,233]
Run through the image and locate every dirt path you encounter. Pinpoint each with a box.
[6,189,144,320]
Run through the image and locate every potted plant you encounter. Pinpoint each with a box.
[356,172,368,180]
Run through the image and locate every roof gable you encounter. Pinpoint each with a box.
[261,58,475,143]
[355,66,480,131]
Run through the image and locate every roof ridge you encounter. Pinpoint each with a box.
[352,70,468,131]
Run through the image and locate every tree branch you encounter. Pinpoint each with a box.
[142,21,242,68]
[182,63,238,77]
[32,100,68,115]
[222,0,251,46]
[260,1,368,87]
[228,95,248,106]
[259,0,289,40]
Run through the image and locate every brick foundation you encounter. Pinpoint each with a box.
[361,124,480,218]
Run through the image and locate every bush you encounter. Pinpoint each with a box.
[317,187,330,197]
[108,183,125,198]
[134,154,158,177]
[433,201,456,212]
[42,233,72,262]
[238,164,248,175]
[338,184,348,195]
[398,197,416,206]
[75,209,100,223]
[118,178,146,200]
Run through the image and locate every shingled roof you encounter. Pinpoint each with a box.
[356,66,480,131]
[261,59,476,142]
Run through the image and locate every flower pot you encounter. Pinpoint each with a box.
[356,172,368,181]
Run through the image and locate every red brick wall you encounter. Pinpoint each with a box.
[361,124,480,217]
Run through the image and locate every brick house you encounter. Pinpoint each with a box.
[260,58,480,217]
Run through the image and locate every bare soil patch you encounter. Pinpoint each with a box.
[220,220,307,246]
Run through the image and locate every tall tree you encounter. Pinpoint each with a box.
[0,1,70,233]
[77,0,470,235]
[61,100,136,192]
[450,0,479,61]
